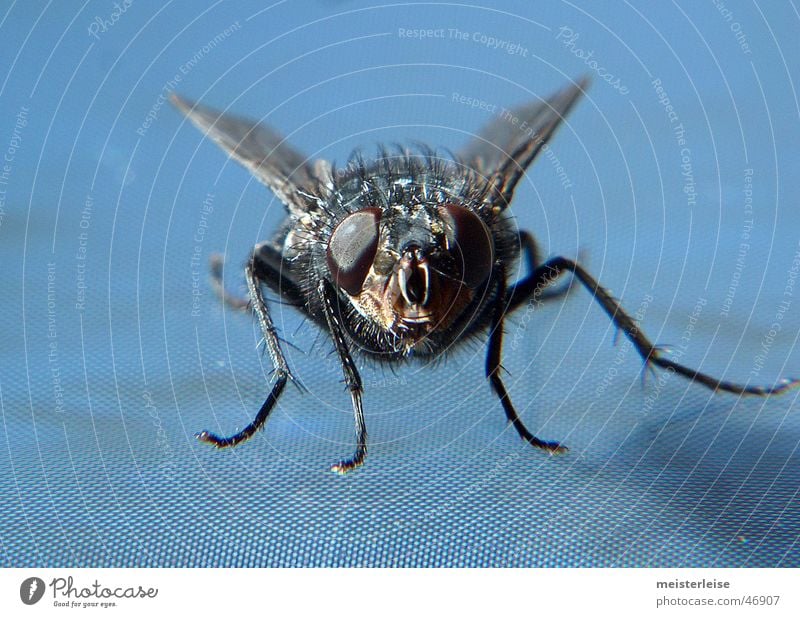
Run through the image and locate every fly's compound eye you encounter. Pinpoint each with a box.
[326,207,382,296]
[439,204,494,288]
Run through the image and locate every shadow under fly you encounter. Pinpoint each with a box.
[171,77,797,474]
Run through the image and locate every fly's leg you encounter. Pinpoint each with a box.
[509,231,574,311]
[510,256,799,396]
[196,251,294,447]
[252,242,305,306]
[319,280,368,474]
[486,264,567,454]
[209,253,250,311]
[209,243,305,311]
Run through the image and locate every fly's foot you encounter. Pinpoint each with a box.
[537,440,569,455]
[746,377,800,396]
[196,430,233,448]
[330,448,367,475]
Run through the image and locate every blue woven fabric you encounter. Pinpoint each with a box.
[1,1,798,567]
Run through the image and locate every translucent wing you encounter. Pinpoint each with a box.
[458,77,588,206]
[171,94,321,214]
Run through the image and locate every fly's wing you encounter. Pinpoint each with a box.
[458,77,588,207]
[171,94,322,215]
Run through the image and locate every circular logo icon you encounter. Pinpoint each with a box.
[20,577,46,605]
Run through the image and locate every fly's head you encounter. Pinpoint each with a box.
[321,158,500,357]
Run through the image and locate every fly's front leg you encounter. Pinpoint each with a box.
[209,242,305,311]
[197,252,293,448]
[319,280,368,474]
[486,265,567,454]
[511,256,799,396]
[252,241,305,306]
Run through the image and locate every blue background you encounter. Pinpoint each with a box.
[1,0,798,567]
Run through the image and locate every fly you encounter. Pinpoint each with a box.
[171,77,797,474]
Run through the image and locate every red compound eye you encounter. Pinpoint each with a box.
[326,207,382,296]
[438,203,494,288]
